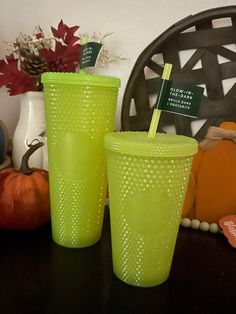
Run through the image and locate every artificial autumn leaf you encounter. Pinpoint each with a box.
[63,25,80,46]
[8,75,39,96]
[39,41,80,72]
[0,54,39,95]
[51,20,67,39]
[51,19,80,46]
[0,55,19,85]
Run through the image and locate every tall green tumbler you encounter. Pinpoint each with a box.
[42,72,120,248]
[104,132,197,287]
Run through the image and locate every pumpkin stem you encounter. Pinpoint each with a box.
[19,141,44,175]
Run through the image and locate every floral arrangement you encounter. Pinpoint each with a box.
[0,20,80,95]
[0,20,123,96]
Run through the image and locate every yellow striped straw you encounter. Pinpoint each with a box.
[148,63,173,138]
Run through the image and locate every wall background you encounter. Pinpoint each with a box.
[0,0,235,138]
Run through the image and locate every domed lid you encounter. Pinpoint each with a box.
[104,132,198,158]
[42,71,120,88]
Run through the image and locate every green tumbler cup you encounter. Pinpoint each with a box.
[42,72,120,248]
[104,132,197,287]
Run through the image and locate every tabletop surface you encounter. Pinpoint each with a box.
[0,206,236,314]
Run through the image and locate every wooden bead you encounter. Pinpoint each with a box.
[181,218,191,228]
[199,221,210,232]
[190,219,200,230]
[209,223,219,234]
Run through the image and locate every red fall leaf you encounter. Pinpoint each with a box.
[51,19,80,46]
[0,54,39,95]
[40,41,80,72]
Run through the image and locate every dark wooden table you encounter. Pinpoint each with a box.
[0,207,235,314]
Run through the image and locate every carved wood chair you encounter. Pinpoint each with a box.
[121,6,236,141]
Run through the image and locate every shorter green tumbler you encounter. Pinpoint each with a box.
[105,132,197,287]
[42,72,120,248]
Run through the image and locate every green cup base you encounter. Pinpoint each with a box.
[113,268,170,288]
[52,233,101,249]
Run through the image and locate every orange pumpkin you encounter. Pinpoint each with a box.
[0,141,50,230]
[183,122,236,223]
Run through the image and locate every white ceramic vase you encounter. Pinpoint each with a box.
[12,91,48,170]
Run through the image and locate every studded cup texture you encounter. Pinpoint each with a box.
[105,132,197,287]
[43,75,119,248]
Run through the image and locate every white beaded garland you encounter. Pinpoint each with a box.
[180,218,220,233]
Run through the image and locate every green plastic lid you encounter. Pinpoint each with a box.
[41,71,120,88]
[104,132,198,158]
